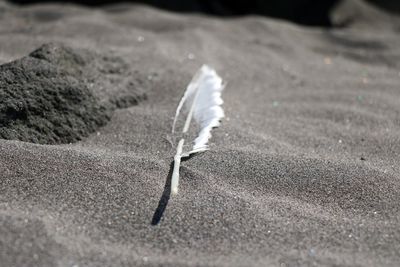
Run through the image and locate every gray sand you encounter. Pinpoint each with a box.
[1,1,400,266]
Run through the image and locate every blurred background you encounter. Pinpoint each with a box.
[8,0,400,26]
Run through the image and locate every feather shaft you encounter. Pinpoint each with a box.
[172,68,203,133]
[171,138,184,195]
[182,85,200,133]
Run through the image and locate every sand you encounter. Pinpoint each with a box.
[1,0,400,266]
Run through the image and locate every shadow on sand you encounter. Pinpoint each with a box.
[151,154,198,225]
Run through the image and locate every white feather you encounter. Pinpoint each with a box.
[170,65,225,194]
[173,64,225,153]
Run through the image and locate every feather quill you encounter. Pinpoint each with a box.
[171,65,225,194]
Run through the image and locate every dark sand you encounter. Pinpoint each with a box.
[1,0,400,266]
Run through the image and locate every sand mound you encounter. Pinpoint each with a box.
[0,43,147,144]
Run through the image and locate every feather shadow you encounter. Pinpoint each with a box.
[151,156,196,225]
[151,161,173,225]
